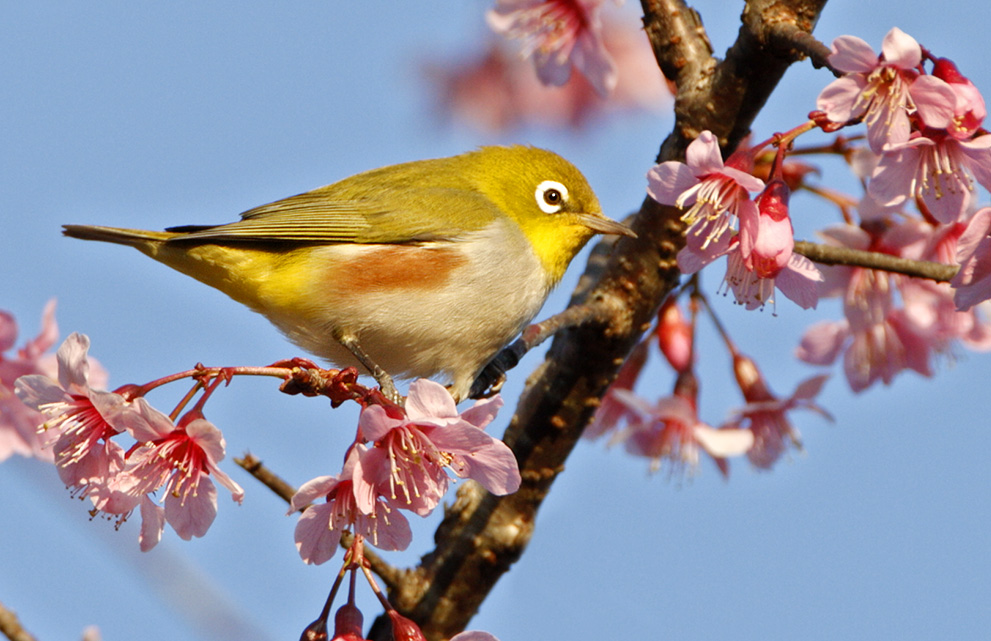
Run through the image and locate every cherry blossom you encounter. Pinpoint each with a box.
[291,447,411,565]
[648,130,765,250]
[795,224,939,391]
[0,300,59,462]
[353,380,520,517]
[487,0,616,97]
[869,131,991,224]
[430,18,668,132]
[115,400,244,548]
[817,27,954,153]
[729,353,831,469]
[609,384,753,477]
[679,233,821,311]
[15,333,126,493]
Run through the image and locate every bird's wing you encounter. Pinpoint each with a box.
[166,185,497,245]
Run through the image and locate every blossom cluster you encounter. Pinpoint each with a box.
[291,378,521,565]
[13,332,244,551]
[645,27,991,393]
[586,299,830,475]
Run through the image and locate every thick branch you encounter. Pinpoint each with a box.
[370,2,831,639]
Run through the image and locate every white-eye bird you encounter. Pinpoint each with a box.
[63,146,635,401]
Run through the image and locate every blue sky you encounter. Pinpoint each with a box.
[2,2,989,641]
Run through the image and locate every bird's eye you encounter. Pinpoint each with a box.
[535,180,569,214]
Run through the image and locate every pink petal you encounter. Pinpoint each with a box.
[139,496,166,552]
[358,405,405,442]
[120,398,176,442]
[958,134,991,190]
[406,379,460,422]
[646,162,699,206]
[459,394,504,430]
[452,438,521,495]
[573,29,618,96]
[817,75,868,121]
[775,255,823,309]
[910,75,957,129]
[294,503,342,565]
[352,447,388,515]
[869,141,927,207]
[694,425,754,458]
[828,35,878,73]
[955,208,991,265]
[164,477,218,540]
[880,27,921,70]
[796,320,850,366]
[290,475,339,513]
[685,131,724,173]
[56,333,92,391]
[185,418,226,463]
[792,374,830,401]
[361,502,412,551]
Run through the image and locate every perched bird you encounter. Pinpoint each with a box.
[63,146,634,401]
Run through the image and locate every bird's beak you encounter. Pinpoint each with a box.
[578,213,637,238]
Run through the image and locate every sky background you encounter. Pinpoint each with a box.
[2,2,989,641]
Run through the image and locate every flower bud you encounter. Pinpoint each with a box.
[388,611,427,641]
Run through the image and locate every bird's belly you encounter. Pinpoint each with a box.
[268,235,550,396]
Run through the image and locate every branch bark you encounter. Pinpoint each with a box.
[369,2,830,639]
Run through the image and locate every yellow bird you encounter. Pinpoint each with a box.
[64,146,634,401]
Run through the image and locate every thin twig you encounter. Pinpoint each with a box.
[0,600,37,641]
[234,453,297,505]
[794,240,959,282]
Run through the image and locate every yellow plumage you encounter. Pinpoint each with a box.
[63,146,634,400]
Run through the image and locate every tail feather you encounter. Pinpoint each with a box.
[62,224,176,247]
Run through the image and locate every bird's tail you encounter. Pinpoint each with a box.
[62,224,176,247]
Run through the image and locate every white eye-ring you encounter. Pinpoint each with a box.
[535,180,569,214]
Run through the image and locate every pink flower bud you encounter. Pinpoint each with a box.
[657,299,692,373]
[332,604,365,641]
[388,611,427,641]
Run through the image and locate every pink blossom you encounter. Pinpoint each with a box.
[354,380,520,517]
[611,387,753,477]
[291,447,411,565]
[869,131,991,224]
[817,27,953,153]
[648,131,765,250]
[487,0,616,97]
[1,300,59,462]
[15,333,125,492]
[429,18,668,132]
[952,206,991,310]
[679,233,822,311]
[115,400,244,548]
[730,353,831,469]
[795,224,948,391]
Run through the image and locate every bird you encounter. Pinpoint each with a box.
[63,145,635,402]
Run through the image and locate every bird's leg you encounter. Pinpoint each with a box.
[333,331,402,405]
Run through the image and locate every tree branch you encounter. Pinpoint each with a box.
[795,240,959,281]
[369,2,831,639]
[0,600,37,641]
